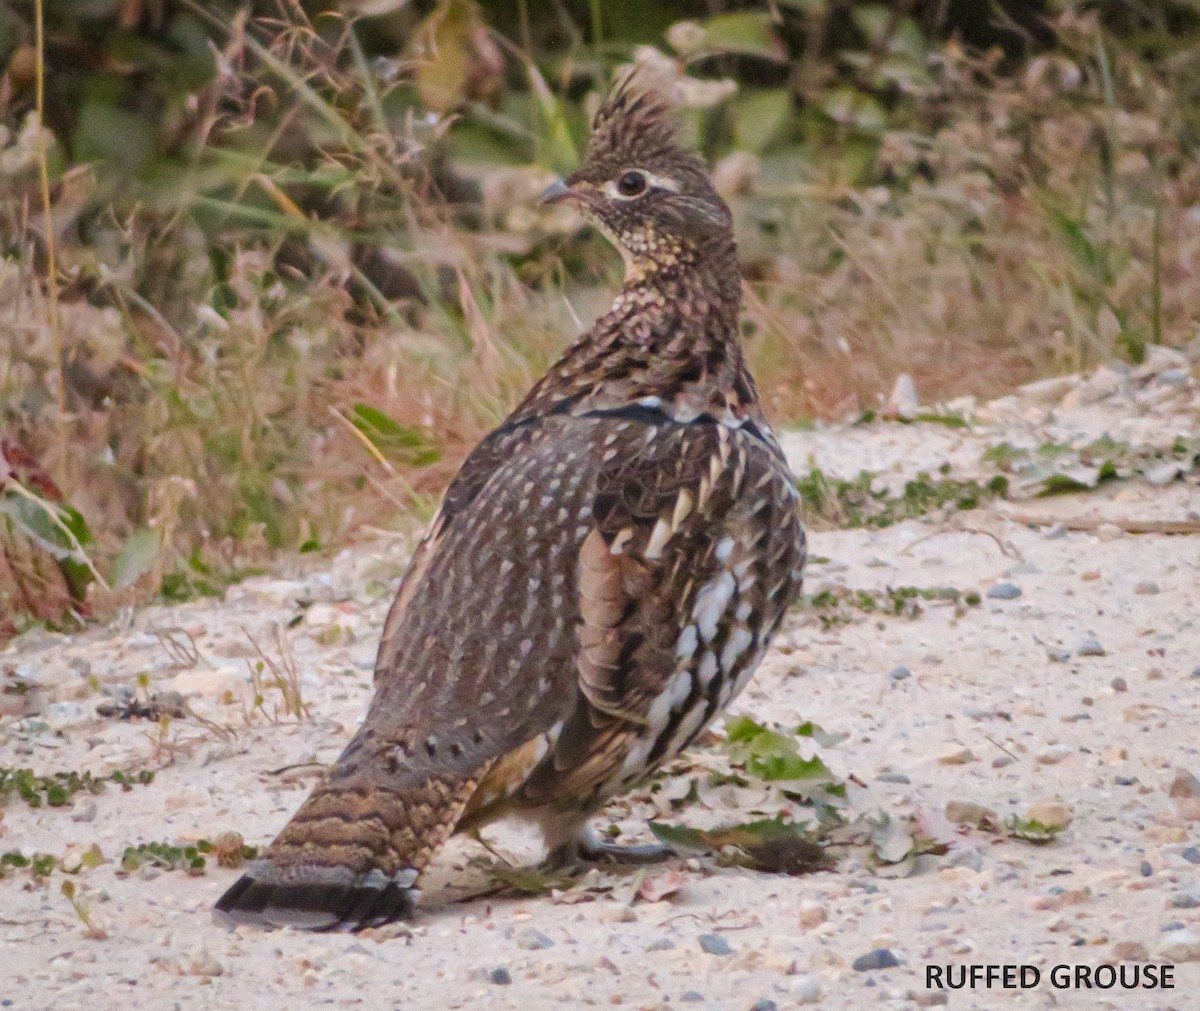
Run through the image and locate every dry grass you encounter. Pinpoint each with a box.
[1,9,1198,636]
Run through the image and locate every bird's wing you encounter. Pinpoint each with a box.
[349,409,802,800]
[519,412,806,804]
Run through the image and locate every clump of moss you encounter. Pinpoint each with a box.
[796,468,1009,530]
[0,767,155,809]
[120,837,258,877]
[806,584,981,628]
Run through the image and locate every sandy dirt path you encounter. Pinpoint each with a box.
[2,360,1198,1010]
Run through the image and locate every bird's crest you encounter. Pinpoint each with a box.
[582,70,685,173]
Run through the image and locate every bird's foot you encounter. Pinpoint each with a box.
[540,826,674,873]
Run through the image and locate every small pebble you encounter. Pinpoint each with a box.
[1114,775,1138,786]
[1046,648,1071,663]
[1140,861,1152,877]
[749,1001,778,1011]
[1134,581,1160,595]
[950,849,983,872]
[681,992,705,1003]
[1077,639,1106,657]
[516,928,555,950]
[1036,746,1074,765]
[1111,940,1148,961]
[986,582,1022,600]
[1172,893,1200,909]
[645,937,675,952]
[877,771,911,784]
[71,800,98,823]
[1024,800,1073,830]
[1180,846,1200,865]
[852,948,901,971]
[1168,769,1200,799]
[1043,523,1068,539]
[1110,676,1127,692]
[698,933,733,956]
[889,666,912,683]
[791,976,821,1003]
[796,901,827,929]
[489,968,512,985]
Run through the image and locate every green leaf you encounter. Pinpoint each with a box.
[796,721,848,748]
[696,12,784,60]
[349,404,442,466]
[114,528,160,589]
[1007,817,1066,845]
[733,89,791,153]
[0,496,90,561]
[749,752,835,782]
[483,863,574,895]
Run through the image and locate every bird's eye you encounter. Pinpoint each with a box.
[616,170,648,197]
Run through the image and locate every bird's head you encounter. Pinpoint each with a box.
[543,80,733,282]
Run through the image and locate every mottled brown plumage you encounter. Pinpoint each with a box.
[214,76,807,931]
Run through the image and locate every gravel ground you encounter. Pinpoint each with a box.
[2,357,1199,1011]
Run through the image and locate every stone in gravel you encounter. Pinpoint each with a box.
[516,928,555,950]
[790,977,821,1004]
[698,934,733,956]
[1043,523,1068,539]
[877,771,911,784]
[187,948,224,978]
[1155,929,1200,962]
[1133,580,1160,595]
[885,373,919,419]
[946,801,999,829]
[645,938,675,952]
[938,748,976,765]
[749,1001,778,1011]
[1111,940,1148,961]
[1046,648,1071,663]
[681,991,705,1003]
[889,666,912,682]
[853,949,901,971]
[1168,769,1200,798]
[797,901,827,929]
[949,848,983,872]
[1115,775,1138,786]
[1036,746,1074,765]
[1171,893,1200,909]
[489,968,512,985]
[1139,861,1152,877]
[912,994,950,1007]
[1110,676,1127,692]
[1180,846,1200,864]
[71,799,97,823]
[1077,639,1106,657]
[986,582,1022,600]
[1024,801,1073,831]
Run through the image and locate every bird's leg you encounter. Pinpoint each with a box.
[540,822,673,872]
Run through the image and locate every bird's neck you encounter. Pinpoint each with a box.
[517,233,763,426]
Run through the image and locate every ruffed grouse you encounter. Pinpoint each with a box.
[215,79,807,931]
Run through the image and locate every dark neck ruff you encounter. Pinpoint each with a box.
[516,233,757,425]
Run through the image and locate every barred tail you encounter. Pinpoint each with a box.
[213,771,477,931]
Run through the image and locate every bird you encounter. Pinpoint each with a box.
[214,76,808,932]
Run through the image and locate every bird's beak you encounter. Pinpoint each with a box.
[540,179,578,206]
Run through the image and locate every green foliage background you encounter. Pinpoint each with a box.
[2,0,1199,630]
